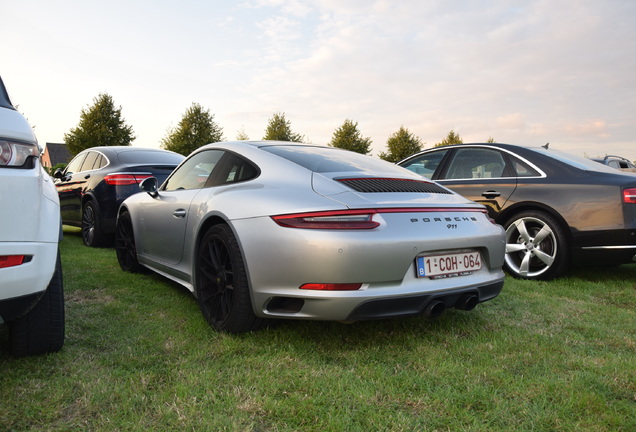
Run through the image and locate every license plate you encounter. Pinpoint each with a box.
[416,251,482,278]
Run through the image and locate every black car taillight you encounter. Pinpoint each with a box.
[103,172,153,186]
[624,188,636,204]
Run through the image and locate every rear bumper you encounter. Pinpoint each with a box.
[345,280,504,321]
[0,242,58,300]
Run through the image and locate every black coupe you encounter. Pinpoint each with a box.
[54,146,184,246]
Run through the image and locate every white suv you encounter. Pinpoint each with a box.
[0,76,64,356]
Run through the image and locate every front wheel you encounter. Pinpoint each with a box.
[9,250,65,357]
[195,224,265,333]
[115,211,144,272]
[503,210,570,280]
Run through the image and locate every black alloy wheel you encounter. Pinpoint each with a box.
[115,211,143,273]
[81,201,106,247]
[195,224,264,333]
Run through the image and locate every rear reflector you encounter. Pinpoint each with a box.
[0,255,25,269]
[624,188,636,204]
[300,283,363,291]
[103,173,153,186]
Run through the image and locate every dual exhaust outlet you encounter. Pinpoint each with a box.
[424,293,479,318]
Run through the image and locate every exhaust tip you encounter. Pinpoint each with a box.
[456,294,479,311]
[424,300,446,318]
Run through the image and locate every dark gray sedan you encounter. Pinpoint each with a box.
[399,143,636,280]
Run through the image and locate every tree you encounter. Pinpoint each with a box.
[161,103,224,155]
[378,126,423,163]
[64,93,135,156]
[434,129,463,147]
[236,127,249,140]
[328,119,372,155]
[262,112,304,142]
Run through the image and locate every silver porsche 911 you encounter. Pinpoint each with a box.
[115,141,506,333]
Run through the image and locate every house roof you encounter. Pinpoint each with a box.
[44,142,71,166]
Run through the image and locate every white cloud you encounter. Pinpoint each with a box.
[2,0,635,159]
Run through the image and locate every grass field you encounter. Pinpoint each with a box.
[1,227,635,431]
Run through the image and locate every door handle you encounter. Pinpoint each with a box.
[482,190,501,199]
[173,209,187,218]
[84,174,91,179]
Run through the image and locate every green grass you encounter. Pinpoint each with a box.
[1,227,635,431]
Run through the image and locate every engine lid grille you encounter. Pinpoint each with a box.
[336,178,453,194]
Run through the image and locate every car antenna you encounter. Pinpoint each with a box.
[542,142,549,149]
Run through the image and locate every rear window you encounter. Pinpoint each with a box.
[530,148,620,173]
[118,150,184,165]
[262,145,407,175]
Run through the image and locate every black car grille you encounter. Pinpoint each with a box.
[337,178,453,194]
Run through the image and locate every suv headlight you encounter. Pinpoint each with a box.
[0,140,39,167]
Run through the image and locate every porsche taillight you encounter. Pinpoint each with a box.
[272,210,380,229]
[299,283,363,291]
[623,188,636,204]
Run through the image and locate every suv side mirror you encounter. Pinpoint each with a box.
[53,168,64,179]
[140,177,159,197]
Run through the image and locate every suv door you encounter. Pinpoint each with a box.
[55,151,89,224]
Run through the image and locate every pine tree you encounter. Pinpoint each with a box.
[64,93,135,156]
[329,119,372,155]
[161,103,224,155]
[378,126,423,163]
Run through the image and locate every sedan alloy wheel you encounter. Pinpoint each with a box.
[504,210,569,280]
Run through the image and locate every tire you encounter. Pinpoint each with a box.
[115,211,144,273]
[503,210,570,280]
[195,224,265,333]
[81,200,107,247]
[9,250,65,357]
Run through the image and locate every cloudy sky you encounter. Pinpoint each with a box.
[2,0,635,160]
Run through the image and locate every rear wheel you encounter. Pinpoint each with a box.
[9,250,65,357]
[503,210,570,280]
[195,224,265,333]
[81,200,107,247]
[115,211,144,272]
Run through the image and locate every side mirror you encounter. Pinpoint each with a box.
[53,168,64,179]
[140,177,159,197]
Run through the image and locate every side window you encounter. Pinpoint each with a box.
[216,154,259,185]
[445,149,506,180]
[163,150,224,191]
[512,158,540,177]
[94,154,107,169]
[80,151,99,172]
[400,150,448,179]
[64,153,87,175]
